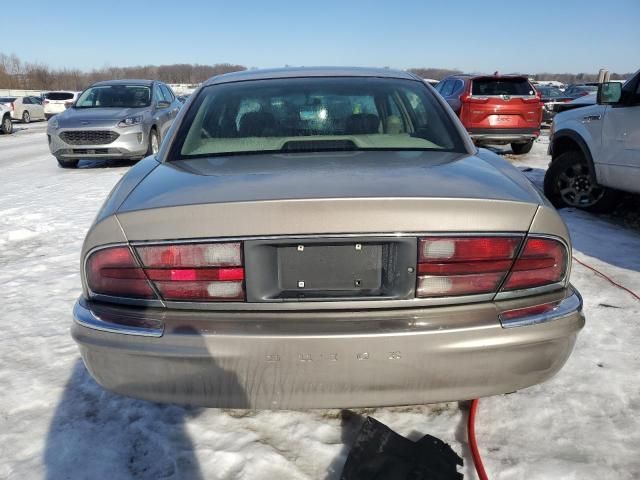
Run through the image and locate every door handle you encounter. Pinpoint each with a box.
[582,115,601,123]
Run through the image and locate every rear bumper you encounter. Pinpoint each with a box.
[72,288,584,409]
[468,128,539,145]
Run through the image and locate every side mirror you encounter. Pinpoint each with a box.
[597,82,622,105]
[156,100,171,109]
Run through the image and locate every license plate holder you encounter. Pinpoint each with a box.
[278,243,383,292]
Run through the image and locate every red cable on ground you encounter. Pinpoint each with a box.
[468,399,489,480]
[466,258,637,480]
[572,256,640,302]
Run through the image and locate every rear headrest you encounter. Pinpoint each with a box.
[385,115,404,134]
[239,111,276,137]
[345,113,380,134]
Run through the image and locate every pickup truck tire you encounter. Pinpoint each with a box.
[56,157,79,169]
[544,150,620,213]
[511,140,534,155]
[1,114,12,134]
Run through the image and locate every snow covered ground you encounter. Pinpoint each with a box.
[1,125,639,479]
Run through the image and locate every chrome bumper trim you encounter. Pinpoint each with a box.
[73,299,164,337]
[500,290,583,328]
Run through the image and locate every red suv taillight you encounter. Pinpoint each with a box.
[86,242,245,301]
[416,236,567,298]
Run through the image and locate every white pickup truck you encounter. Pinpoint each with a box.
[544,69,640,212]
[0,103,12,134]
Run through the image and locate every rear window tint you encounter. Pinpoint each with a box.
[0,97,16,102]
[472,78,534,96]
[47,92,75,101]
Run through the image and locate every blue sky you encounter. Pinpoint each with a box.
[7,0,639,73]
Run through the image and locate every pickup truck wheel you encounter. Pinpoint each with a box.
[544,151,619,213]
[56,157,79,169]
[22,111,30,123]
[1,114,12,134]
[511,140,533,155]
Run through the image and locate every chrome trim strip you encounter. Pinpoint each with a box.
[73,300,164,337]
[499,289,583,328]
[128,231,527,246]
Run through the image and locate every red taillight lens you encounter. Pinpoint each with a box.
[416,237,521,297]
[136,242,244,301]
[522,95,542,104]
[86,246,156,298]
[502,237,567,291]
[461,95,489,104]
[86,242,245,301]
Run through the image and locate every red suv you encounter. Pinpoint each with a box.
[435,75,542,154]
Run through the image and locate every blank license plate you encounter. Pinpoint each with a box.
[278,243,383,292]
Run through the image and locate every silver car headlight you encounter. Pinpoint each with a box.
[117,115,143,128]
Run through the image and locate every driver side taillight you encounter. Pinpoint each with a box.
[86,242,245,301]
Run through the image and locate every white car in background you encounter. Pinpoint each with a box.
[0,96,46,123]
[545,69,640,212]
[44,91,80,119]
[0,103,12,134]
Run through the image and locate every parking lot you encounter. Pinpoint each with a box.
[1,121,639,479]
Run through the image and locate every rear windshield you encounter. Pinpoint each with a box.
[75,85,151,108]
[472,78,534,96]
[172,77,466,159]
[47,92,75,101]
[0,97,16,102]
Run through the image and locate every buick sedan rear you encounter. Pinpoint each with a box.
[73,68,584,409]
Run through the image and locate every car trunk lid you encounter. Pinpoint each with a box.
[115,150,543,241]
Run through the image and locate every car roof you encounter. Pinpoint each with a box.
[91,79,155,87]
[203,67,420,86]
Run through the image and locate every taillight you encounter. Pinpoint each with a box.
[416,237,521,297]
[10,102,14,111]
[86,242,245,301]
[460,94,489,104]
[522,95,542,104]
[43,100,49,104]
[415,235,568,298]
[136,242,244,301]
[86,246,156,298]
[501,237,567,291]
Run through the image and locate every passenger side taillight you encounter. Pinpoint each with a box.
[416,235,568,298]
[86,242,245,301]
[416,237,521,297]
[501,237,567,291]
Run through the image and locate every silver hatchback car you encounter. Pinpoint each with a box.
[47,79,181,168]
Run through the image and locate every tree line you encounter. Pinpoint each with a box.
[0,53,633,91]
[0,53,246,90]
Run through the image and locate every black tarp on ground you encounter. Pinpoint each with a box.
[340,417,463,480]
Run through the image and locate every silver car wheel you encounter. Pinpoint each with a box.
[22,111,30,124]
[1,115,12,134]
[151,132,159,154]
